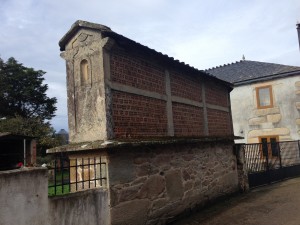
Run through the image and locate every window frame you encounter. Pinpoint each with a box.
[256,85,274,109]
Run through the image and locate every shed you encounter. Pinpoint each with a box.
[0,132,36,170]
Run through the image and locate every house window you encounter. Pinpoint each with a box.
[256,86,273,109]
[80,59,89,85]
[259,136,279,158]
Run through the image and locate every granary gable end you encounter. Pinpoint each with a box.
[59,20,234,144]
[59,21,114,143]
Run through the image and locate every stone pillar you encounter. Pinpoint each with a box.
[30,139,37,165]
[165,69,174,136]
[235,144,249,192]
[201,82,209,135]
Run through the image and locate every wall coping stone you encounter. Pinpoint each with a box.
[49,187,107,200]
[47,136,241,154]
[0,167,47,176]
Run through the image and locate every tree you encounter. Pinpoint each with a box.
[0,57,57,120]
[0,56,60,159]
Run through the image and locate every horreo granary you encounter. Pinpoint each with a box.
[47,20,245,225]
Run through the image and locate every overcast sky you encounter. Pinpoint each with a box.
[0,0,300,132]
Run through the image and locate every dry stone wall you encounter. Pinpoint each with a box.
[108,141,238,225]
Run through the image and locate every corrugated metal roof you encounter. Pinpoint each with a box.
[0,132,35,140]
[59,20,232,88]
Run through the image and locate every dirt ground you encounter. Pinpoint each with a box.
[172,177,300,225]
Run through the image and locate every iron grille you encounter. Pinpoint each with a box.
[48,155,107,196]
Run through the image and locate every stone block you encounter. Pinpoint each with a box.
[247,138,259,143]
[134,156,148,165]
[111,199,150,225]
[296,119,300,125]
[138,175,165,199]
[248,127,290,138]
[149,200,182,219]
[131,177,147,186]
[184,180,194,191]
[279,136,292,141]
[109,154,135,185]
[151,198,168,210]
[296,102,300,110]
[182,169,191,181]
[118,184,143,203]
[295,90,300,95]
[165,170,184,200]
[221,172,238,190]
[248,117,266,125]
[254,107,280,116]
[295,81,300,87]
[136,163,159,177]
[154,155,172,167]
[267,114,281,123]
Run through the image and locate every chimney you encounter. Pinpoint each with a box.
[297,23,300,50]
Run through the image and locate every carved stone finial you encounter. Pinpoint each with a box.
[242,55,245,61]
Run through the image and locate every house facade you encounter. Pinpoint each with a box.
[207,60,300,144]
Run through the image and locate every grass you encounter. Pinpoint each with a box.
[48,170,70,196]
[48,184,70,196]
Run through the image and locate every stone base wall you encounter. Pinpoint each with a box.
[0,168,48,225]
[108,141,239,225]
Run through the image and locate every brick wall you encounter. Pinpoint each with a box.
[170,71,202,102]
[205,80,229,107]
[172,102,204,136]
[112,90,168,138]
[109,47,232,138]
[110,48,166,95]
[207,108,232,136]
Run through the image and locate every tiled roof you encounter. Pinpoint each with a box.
[205,60,300,84]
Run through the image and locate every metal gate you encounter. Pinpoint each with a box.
[243,140,300,188]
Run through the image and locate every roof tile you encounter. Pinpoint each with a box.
[206,60,300,84]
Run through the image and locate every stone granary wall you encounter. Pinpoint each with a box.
[108,141,238,225]
[59,21,233,143]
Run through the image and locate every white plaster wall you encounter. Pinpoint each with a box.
[231,75,300,143]
[62,29,109,143]
[48,189,109,225]
[0,168,49,225]
[0,168,110,225]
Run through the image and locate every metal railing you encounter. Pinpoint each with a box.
[48,155,107,196]
[244,140,300,173]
